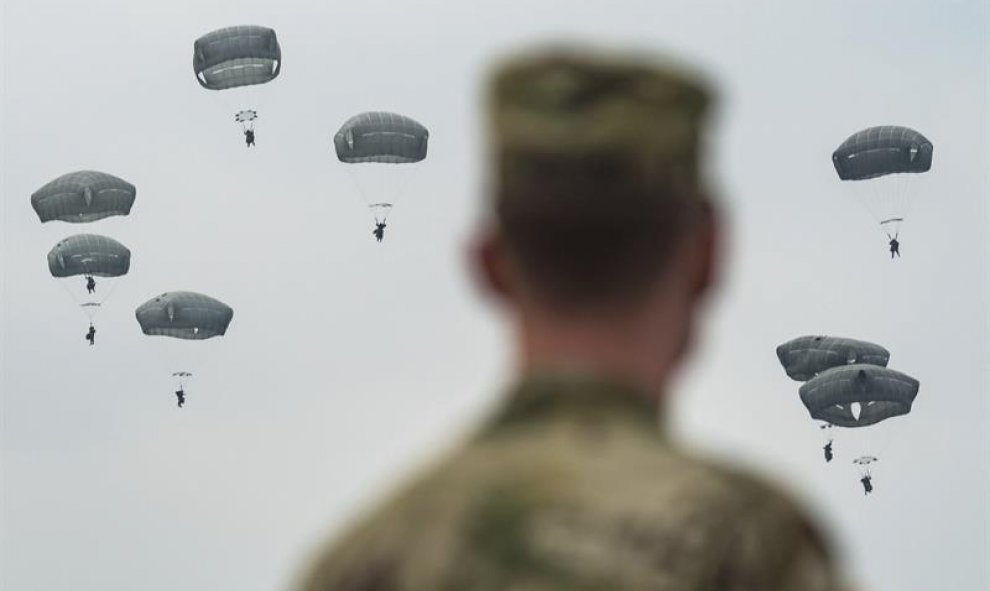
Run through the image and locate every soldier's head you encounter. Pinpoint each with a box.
[474,47,721,376]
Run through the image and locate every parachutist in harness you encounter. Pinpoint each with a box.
[888,234,900,259]
[373,222,387,243]
[244,129,255,147]
[176,388,185,408]
[85,324,96,346]
[85,275,96,294]
[860,475,873,495]
[823,441,833,463]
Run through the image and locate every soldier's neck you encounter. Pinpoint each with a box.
[515,304,688,402]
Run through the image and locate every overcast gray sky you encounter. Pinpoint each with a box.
[2,1,987,590]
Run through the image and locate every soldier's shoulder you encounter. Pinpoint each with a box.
[680,450,823,523]
[296,426,836,590]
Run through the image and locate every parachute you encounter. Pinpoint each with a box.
[47,234,130,326]
[193,25,281,135]
[832,125,933,238]
[136,291,233,340]
[193,25,281,91]
[235,110,258,124]
[800,365,918,493]
[31,171,135,223]
[853,456,879,481]
[777,336,890,381]
[334,111,429,225]
[799,364,919,428]
[48,234,130,278]
[136,292,233,396]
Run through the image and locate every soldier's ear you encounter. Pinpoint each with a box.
[689,200,721,300]
[470,226,514,303]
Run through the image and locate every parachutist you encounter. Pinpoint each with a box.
[85,324,96,346]
[244,129,255,147]
[373,222,386,242]
[860,475,873,495]
[888,234,900,259]
[86,275,96,294]
[176,389,186,408]
[824,441,833,463]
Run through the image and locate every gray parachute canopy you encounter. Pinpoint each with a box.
[832,126,933,181]
[194,25,281,91]
[47,234,131,278]
[777,336,890,381]
[135,292,233,340]
[799,364,919,428]
[334,112,429,163]
[31,171,136,223]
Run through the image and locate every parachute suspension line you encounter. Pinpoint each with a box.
[57,277,83,308]
[56,274,124,322]
[342,167,395,223]
[372,164,423,224]
[341,162,423,225]
[387,164,423,212]
[94,274,123,310]
[891,171,927,237]
[370,204,393,224]
[851,172,926,241]
[342,166,374,218]
[56,279,100,322]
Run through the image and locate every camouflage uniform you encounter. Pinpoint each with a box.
[298,50,844,591]
[298,376,839,591]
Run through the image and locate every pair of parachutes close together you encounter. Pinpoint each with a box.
[777,336,920,496]
[194,25,429,240]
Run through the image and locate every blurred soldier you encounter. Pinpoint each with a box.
[298,48,843,591]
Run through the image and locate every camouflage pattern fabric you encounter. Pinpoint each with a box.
[490,49,712,212]
[298,375,842,591]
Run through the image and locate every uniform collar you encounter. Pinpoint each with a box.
[487,372,664,432]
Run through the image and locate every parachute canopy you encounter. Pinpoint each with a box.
[136,292,233,340]
[334,112,429,164]
[799,365,919,428]
[777,336,890,381]
[31,171,136,223]
[235,110,258,123]
[48,234,131,278]
[832,126,933,181]
[194,25,281,91]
